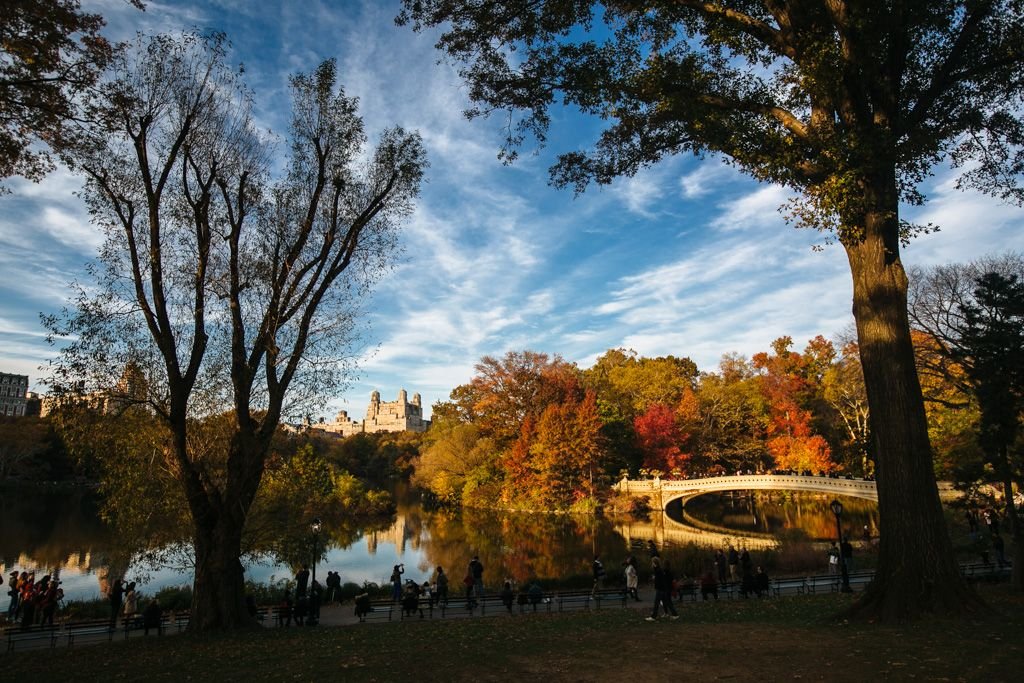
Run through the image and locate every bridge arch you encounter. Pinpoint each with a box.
[615,474,882,510]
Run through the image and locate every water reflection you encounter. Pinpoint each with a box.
[681,491,880,541]
[1,487,878,602]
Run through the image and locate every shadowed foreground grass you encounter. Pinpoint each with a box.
[6,583,1022,682]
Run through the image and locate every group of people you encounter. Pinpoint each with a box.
[277,564,323,626]
[4,570,64,630]
[967,508,1010,567]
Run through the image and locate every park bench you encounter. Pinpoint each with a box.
[960,561,1012,582]
[4,623,60,652]
[771,576,807,598]
[674,582,699,602]
[353,600,394,623]
[845,571,874,591]
[65,618,118,647]
[553,589,627,612]
[804,574,840,594]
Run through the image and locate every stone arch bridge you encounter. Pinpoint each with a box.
[612,474,958,551]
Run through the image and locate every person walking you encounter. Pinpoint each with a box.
[645,557,679,621]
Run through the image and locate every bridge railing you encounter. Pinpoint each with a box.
[615,474,957,507]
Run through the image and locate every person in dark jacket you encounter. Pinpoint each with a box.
[645,557,679,621]
[143,599,162,635]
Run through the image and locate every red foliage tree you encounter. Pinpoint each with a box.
[634,403,690,475]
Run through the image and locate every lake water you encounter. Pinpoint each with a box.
[1,486,878,603]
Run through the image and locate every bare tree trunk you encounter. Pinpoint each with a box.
[844,178,981,619]
[190,514,253,630]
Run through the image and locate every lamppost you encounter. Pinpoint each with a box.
[829,500,853,593]
[311,517,322,586]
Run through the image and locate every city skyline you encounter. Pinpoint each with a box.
[0,0,1022,421]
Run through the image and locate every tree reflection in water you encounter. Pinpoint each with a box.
[4,487,882,602]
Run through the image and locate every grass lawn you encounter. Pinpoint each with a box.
[5,582,1021,682]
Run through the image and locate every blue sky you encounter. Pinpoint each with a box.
[1,0,1022,421]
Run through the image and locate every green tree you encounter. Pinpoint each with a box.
[396,0,1024,618]
[695,356,771,475]
[47,34,426,630]
[413,420,497,505]
[955,273,1024,589]
[821,342,873,476]
[0,416,70,481]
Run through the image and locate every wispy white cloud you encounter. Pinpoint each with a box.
[710,184,793,233]
[679,159,738,199]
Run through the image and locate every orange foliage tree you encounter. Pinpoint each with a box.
[753,337,836,473]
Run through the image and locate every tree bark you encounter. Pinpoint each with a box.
[189,512,254,630]
[844,175,982,619]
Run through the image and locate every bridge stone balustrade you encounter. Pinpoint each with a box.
[614,474,958,510]
[613,475,958,551]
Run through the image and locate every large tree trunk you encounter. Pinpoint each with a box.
[843,175,981,620]
[189,512,254,630]
[174,426,263,631]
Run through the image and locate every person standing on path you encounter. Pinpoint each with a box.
[591,554,606,597]
[727,546,739,582]
[715,549,727,584]
[469,555,485,603]
[6,571,19,618]
[827,541,840,575]
[645,557,679,621]
[108,578,124,631]
[840,538,854,574]
[390,564,404,602]
[123,581,138,624]
[624,556,640,602]
[434,566,449,607]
